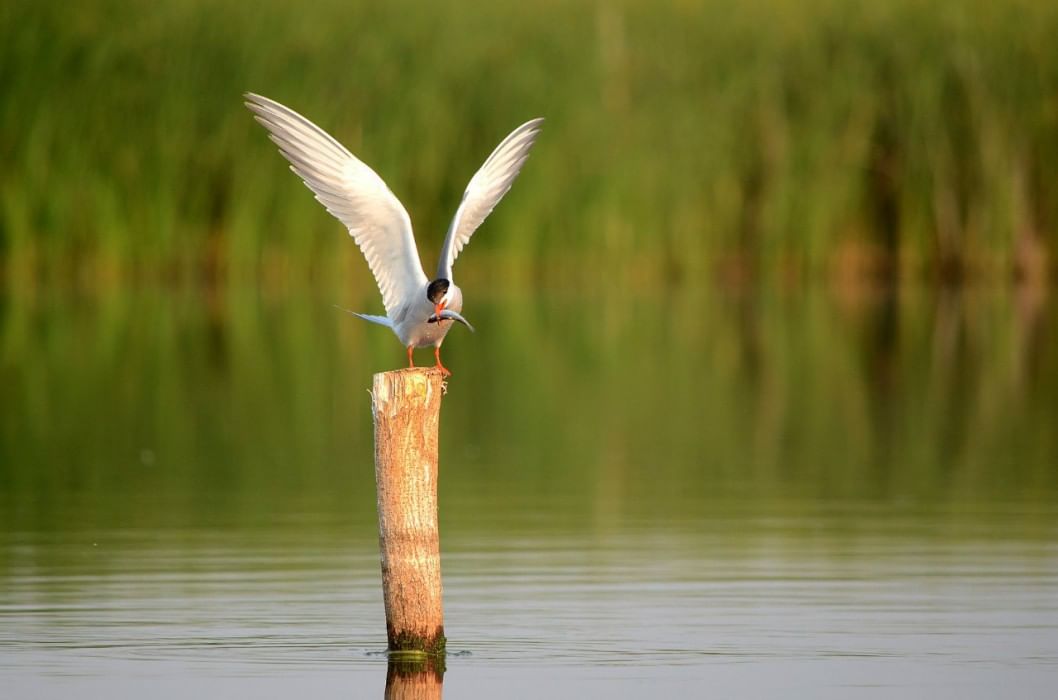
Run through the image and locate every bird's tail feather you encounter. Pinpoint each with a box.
[333,306,393,328]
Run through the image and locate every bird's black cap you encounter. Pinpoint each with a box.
[427,278,450,303]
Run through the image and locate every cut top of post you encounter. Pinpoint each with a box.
[371,368,446,421]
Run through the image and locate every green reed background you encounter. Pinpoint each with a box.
[2,0,1058,293]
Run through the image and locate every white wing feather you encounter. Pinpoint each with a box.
[437,118,544,280]
[245,93,428,318]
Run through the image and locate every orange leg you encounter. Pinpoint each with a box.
[434,346,451,377]
[407,345,415,368]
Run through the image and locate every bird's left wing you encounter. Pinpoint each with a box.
[245,93,428,319]
[436,118,544,281]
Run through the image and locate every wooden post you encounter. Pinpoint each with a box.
[371,367,446,656]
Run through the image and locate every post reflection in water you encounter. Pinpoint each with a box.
[385,656,444,700]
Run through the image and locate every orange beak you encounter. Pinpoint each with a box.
[434,300,446,317]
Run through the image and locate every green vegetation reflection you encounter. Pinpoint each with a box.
[2,287,1055,544]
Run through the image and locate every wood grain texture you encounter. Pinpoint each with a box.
[371,367,446,653]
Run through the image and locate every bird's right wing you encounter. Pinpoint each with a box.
[245,93,428,318]
[437,118,544,281]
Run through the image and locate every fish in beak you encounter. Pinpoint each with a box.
[428,309,475,332]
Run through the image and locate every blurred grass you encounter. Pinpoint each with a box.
[2,0,1058,293]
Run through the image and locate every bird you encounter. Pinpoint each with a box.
[244,93,543,376]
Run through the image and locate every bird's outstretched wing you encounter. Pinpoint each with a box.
[245,93,428,318]
[436,118,544,281]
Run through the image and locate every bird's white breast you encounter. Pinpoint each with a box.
[393,283,464,348]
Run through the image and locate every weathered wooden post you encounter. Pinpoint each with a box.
[370,367,447,657]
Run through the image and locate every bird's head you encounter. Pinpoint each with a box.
[427,278,450,317]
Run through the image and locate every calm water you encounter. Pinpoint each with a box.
[2,285,1057,698]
